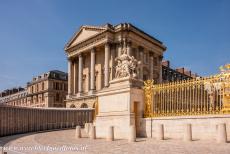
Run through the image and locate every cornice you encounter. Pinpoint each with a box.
[66,30,108,52]
[65,23,167,56]
[67,31,115,57]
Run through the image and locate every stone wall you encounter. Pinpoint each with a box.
[140,115,230,140]
[0,105,94,137]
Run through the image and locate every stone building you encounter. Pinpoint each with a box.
[0,87,27,106]
[64,23,166,108]
[0,70,68,108]
[26,70,68,107]
[161,60,198,82]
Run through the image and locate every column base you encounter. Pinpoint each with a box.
[88,90,95,95]
[77,92,83,97]
[66,94,72,99]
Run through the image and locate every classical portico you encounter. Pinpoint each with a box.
[64,23,166,108]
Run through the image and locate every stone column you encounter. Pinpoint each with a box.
[67,59,73,95]
[90,48,96,92]
[127,41,132,56]
[110,44,116,80]
[104,43,110,87]
[73,60,78,94]
[117,41,122,57]
[87,71,90,92]
[78,54,83,94]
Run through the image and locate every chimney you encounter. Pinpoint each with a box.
[191,73,198,78]
[162,60,170,67]
[184,70,192,76]
[176,67,185,74]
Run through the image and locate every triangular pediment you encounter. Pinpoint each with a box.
[65,26,106,50]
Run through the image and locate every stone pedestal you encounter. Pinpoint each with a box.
[75,126,81,138]
[217,123,227,143]
[84,123,90,135]
[95,77,144,139]
[90,125,96,139]
[184,124,192,141]
[156,124,164,140]
[107,126,114,141]
[129,125,136,142]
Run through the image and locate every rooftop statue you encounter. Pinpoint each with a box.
[220,64,230,74]
[115,48,138,79]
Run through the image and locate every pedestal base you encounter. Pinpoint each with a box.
[95,77,144,139]
[96,114,135,139]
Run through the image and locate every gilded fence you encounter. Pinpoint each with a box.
[144,64,230,117]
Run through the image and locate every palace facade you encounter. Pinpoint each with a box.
[0,70,68,108]
[65,23,166,108]
[0,87,27,106]
[161,60,198,82]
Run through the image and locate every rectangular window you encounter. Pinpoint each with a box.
[42,94,44,101]
[53,82,55,90]
[60,83,62,90]
[42,82,44,90]
[56,93,59,101]
[36,84,39,92]
[64,84,67,91]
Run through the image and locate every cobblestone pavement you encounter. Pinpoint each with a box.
[0,129,229,154]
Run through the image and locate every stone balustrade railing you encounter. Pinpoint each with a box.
[0,105,94,137]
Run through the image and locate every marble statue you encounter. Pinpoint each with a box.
[115,48,138,79]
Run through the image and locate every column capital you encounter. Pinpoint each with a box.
[105,42,111,48]
[138,46,144,52]
[149,52,154,57]
[78,53,83,57]
[91,47,96,53]
[159,55,163,61]
[116,40,123,46]
[67,57,74,62]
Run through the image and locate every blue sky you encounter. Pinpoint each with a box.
[0,0,229,91]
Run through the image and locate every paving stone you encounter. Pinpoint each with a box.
[0,129,229,154]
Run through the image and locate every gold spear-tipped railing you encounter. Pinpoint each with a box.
[144,64,230,117]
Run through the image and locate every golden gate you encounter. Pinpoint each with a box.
[144,64,230,117]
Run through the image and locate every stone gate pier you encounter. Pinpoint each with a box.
[95,77,144,139]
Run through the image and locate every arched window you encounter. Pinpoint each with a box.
[70,104,76,108]
[80,103,88,108]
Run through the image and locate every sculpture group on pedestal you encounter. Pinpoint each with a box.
[115,48,138,79]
